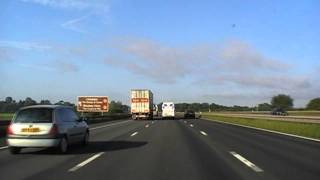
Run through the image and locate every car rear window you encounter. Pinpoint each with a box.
[14,108,53,123]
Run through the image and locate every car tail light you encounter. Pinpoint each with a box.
[6,124,14,135]
[49,124,58,135]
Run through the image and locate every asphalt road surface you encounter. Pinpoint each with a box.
[0,119,319,180]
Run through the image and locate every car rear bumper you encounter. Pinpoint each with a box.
[162,113,175,117]
[184,115,195,118]
[7,138,60,147]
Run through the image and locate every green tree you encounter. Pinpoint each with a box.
[5,97,13,103]
[55,100,74,107]
[257,103,272,111]
[40,100,52,105]
[109,101,125,113]
[306,98,320,110]
[271,94,294,110]
[24,97,37,106]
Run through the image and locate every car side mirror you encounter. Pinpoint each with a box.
[78,117,87,122]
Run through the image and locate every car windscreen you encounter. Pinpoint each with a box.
[14,108,53,123]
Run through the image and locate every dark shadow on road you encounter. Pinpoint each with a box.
[19,141,148,155]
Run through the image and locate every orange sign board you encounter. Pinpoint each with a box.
[77,96,109,112]
[131,98,149,103]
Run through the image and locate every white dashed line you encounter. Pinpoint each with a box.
[145,124,150,128]
[0,146,8,150]
[200,131,208,136]
[190,124,194,127]
[184,121,187,123]
[130,132,139,137]
[230,151,263,173]
[69,152,105,172]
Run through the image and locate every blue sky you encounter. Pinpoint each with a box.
[0,0,319,107]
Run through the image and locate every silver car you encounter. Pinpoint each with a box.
[7,105,89,154]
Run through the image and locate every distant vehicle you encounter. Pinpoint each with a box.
[162,102,175,119]
[6,105,89,154]
[271,108,288,116]
[184,110,195,119]
[131,89,153,120]
[153,104,159,117]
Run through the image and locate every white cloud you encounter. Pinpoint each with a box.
[105,38,300,87]
[216,40,289,72]
[21,0,109,12]
[103,37,317,106]
[61,14,90,33]
[0,40,52,51]
[105,38,211,83]
[14,60,78,73]
[14,63,56,71]
[54,60,79,73]
[0,48,11,62]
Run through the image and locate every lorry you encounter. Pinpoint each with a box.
[161,102,175,119]
[130,89,153,120]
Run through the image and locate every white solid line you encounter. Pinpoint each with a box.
[0,146,8,150]
[90,120,131,130]
[200,131,208,136]
[130,132,139,137]
[203,118,320,143]
[230,151,263,172]
[190,124,194,127]
[69,152,105,172]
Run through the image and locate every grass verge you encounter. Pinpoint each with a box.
[0,113,14,121]
[203,114,320,140]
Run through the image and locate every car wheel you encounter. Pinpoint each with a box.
[9,147,21,154]
[58,137,68,154]
[82,131,89,146]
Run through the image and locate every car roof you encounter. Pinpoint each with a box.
[19,105,72,110]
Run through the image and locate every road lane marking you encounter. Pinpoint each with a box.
[184,121,187,123]
[190,124,194,127]
[200,131,208,136]
[145,124,150,128]
[230,151,263,173]
[151,121,154,124]
[203,118,320,143]
[0,146,8,150]
[69,152,105,172]
[130,132,139,137]
[90,120,131,130]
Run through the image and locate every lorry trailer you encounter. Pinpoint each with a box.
[131,89,153,120]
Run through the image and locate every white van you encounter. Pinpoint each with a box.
[162,102,175,119]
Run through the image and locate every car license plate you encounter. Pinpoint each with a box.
[21,128,40,132]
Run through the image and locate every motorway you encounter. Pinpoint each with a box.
[0,119,319,180]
